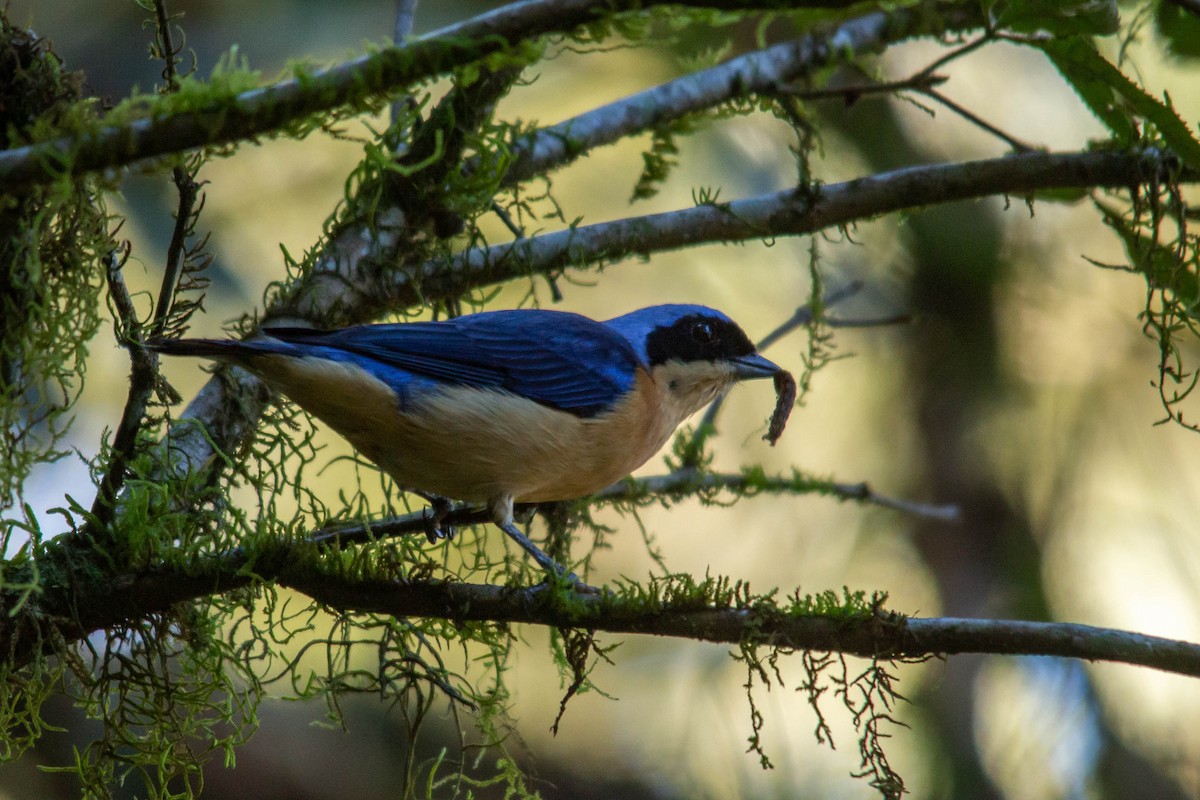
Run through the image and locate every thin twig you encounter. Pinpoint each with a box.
[151,167,200,339]
[919,87,1036,153]
[394,0,418,40]
[90,247,158,535]
[490,201,525,239]
[390,0,419,126]
[758,281,865,351]
[614,469,961,521]
[773,73,948,104]
[910,33,994,82]
[89,2,199,536]
[307,465,958,549]
[827,312,912,328]
[151,0,181,90]
[149,0,206,342]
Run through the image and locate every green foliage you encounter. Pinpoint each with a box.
[0,18,110,511]
[631,125,683,202]
[46,613,261,800]
[735,590,910,798]
[992,0,1120,36]
[1155,0,1200,59]
[1094,181,1200,431]
[796,241,843,407]
[1025,12,1200,436]
[1035,37,1200,170]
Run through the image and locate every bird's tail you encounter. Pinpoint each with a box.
[146,337,247,361]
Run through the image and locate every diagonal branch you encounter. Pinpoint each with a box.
[400,148,1186,299]
[501,2,982,185]
[0,0,872,190]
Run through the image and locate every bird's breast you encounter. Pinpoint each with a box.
[246,356,682,504]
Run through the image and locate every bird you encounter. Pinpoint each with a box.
[150,304,782,580]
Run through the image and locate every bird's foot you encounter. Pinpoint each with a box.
[421,496,456,544]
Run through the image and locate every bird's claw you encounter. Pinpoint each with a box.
[422,497,456,544]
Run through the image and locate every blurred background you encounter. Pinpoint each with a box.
[4,0,1200,797]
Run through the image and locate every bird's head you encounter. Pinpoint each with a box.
[606,304,780,416]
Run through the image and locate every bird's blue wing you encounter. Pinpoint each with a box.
[261,310,641,417]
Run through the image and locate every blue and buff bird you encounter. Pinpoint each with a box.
[152,304,793,578]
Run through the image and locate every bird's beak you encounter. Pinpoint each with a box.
[730,353,781,380]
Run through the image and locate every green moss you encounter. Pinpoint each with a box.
[0,18,109,513]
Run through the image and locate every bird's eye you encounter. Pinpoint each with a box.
[691,321,715,344]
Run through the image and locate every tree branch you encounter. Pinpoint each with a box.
[308,467,958,548]
[501,2,982,184]
[11,553,1200,679]
[292,581,1200,680]
[0,0,871,190]
[403,148,1185,299]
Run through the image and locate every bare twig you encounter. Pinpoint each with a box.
[89,2,207,537]
[390,0,419,126]
[772,32,1036,154]
[773,73,948,104]
[394,0,418,41]
[828,313,912,328]
[757,281,865,351]
[151,0,181,90]
[910,33,993,82]
[151,167,200,339]
[90,247,158,534]
[918,87,1037,153]
[611,469,960,520]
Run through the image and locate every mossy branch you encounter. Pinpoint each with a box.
[0,0,873,190]
[310,469,958,549]
[411,148,1192,301]
[6,552,1200,678]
